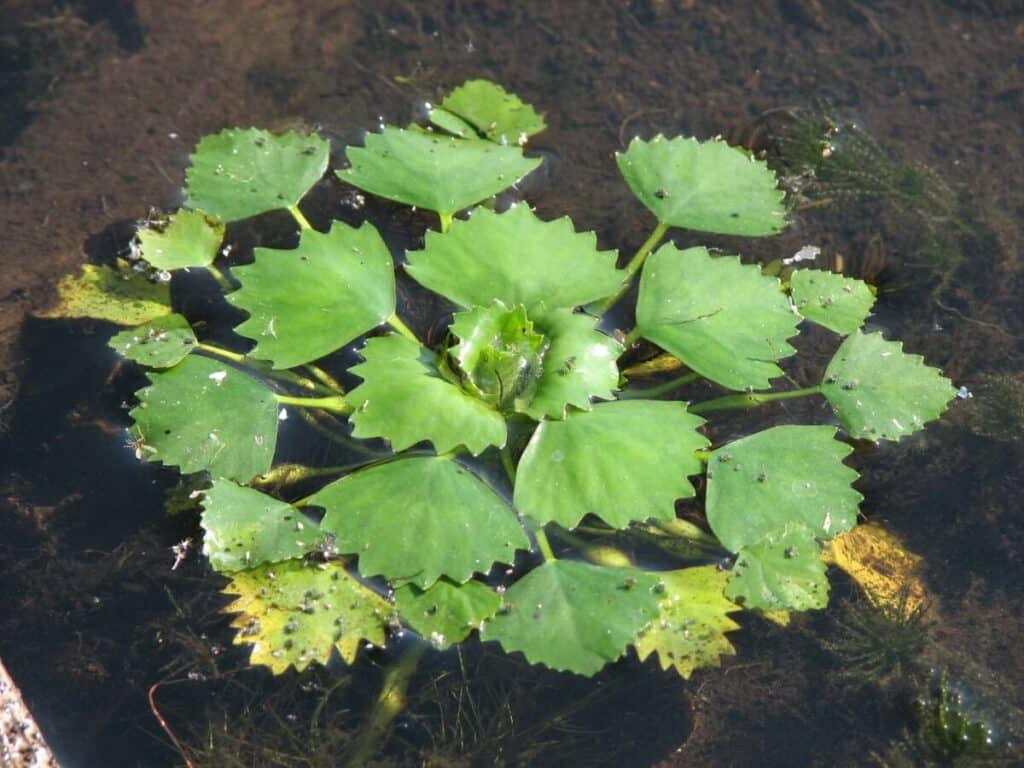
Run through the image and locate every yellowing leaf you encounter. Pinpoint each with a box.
[635,566,740,679]
[223,560,392,673]
[36,263,171,326]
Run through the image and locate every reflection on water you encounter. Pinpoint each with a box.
[1,2,1022,766]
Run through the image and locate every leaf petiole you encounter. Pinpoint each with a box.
[534,526,557,561]
[689,385,822,415]
[623,327,643,347]
[289,205,313,231]
[274,393,351,415]
[387,314,420,344]
[500,444,517,484]
[439,212,454,233]
[620,353,684,378]
[589,220,670,315]
[302,364,346,395]
[546,526,633,567]
[624,220,670,278]
[345,643,427,768]
[195,342,336,395]
[618,371,701,400]
[251,461,378,491]
[206,265,235,292]
[195,340,246,364]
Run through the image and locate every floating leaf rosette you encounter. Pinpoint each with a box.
[98,80,958,687]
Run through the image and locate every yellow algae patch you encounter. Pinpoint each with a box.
[824,522,928,614]
[36,263,170,325]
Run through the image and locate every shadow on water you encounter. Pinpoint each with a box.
[2,1,1023,766]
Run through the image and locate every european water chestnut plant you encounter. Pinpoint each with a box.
[91,80,955,683]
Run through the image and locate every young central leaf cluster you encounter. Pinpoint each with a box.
[445,302,548,413]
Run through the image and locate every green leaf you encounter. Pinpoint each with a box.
[223,560,391,673]
[725,524,829,611]
[514,401,707,530]
[339,127,540,215]
[636,245,800,391]
[394,578,501,649]
[185,128,330,222]
[790,269,875,335]
[129,355,278,482]
[483,560,660,676]
[227,222,395,369]
[617,135,787,236]
[35,263,171,326]
[448,301,548,412]
[425,106,477,139]
[524,308,622,420]
[438,79,546,145]
[634,566,741,679]
[348,334,506,455]
[821,330,955,441]
[200,480,322,572]
[406,205,624,311]
[307,456,529,589]
[705,425,861,553]
[137,210,225,271]
[109,313,196,368]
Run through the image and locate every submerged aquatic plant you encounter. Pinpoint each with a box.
[64,80,957,699]
[759,104,971,289]
[875,669,1023,767]
[824,587,930,682]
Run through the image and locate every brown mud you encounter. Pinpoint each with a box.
[1,1,1022,766]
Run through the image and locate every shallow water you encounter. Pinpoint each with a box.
[1,2,1022,766]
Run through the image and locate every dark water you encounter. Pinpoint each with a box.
[2,2,1023,766]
